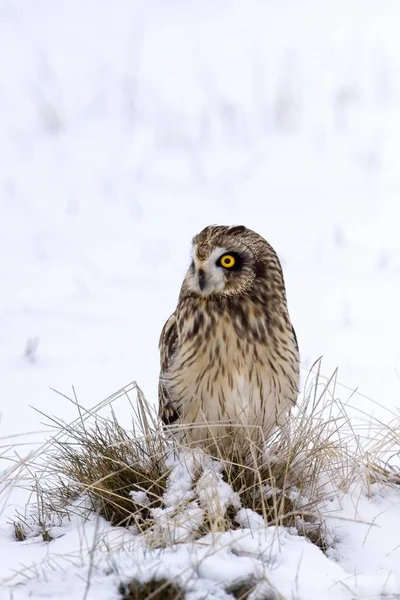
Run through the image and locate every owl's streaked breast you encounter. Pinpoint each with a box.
[163,298,298,446]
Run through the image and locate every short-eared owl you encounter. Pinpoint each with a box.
[159,225,299,453]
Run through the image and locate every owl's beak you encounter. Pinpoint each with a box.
[198,269,206,291]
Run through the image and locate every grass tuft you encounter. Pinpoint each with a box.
[226,578,257,599]
[13,521,26,542]
[118,578,184,600]
[36,384,170,530]
[19,364,400,555]
[52,415,168,528]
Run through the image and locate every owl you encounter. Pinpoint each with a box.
[158,225,299,455]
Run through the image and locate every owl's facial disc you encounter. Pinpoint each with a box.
[186,245,252,297]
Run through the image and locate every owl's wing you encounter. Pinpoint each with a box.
[158,313,180,425]
[291,324,299,352]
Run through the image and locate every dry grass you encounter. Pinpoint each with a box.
[36,385,170,530]
[225,578,259,599]
[52,416,168,528]
[118,578,184,600]
[13,362,400,556]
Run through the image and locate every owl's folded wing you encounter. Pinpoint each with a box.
[291,324,299,352]
[158,313,180,425]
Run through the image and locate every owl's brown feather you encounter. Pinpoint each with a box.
[158,314,180,425]
[158,225,299,453]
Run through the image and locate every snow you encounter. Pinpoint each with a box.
[3,476,400,599]
[1,0,400,598]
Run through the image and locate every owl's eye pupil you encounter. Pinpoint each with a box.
[219,254,236,269]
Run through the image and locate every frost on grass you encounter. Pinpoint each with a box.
[5,366,400,599]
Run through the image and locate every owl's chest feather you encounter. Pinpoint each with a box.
[168,314,297,426]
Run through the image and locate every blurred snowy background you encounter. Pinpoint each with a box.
[0,0,399,440]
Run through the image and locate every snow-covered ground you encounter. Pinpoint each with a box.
[1,1,400,598]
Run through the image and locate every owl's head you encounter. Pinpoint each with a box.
[182,224,272,298]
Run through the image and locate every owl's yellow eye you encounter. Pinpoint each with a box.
[220,254,236,268]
